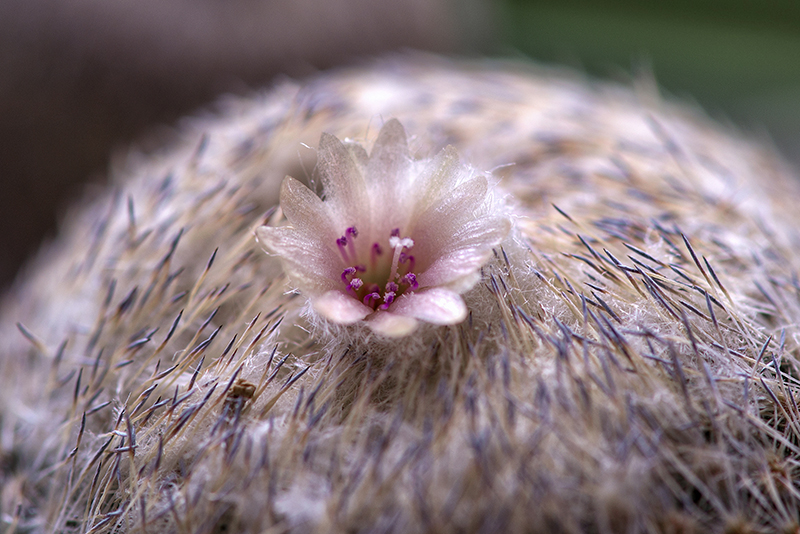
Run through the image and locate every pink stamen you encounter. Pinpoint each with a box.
[341,267,356,283]
[339,227,418,312]
[380,291,396,310]
[371,243,383,269]
[402,273,418,290]
[336,236,349,263]
[399,253,416,273]
[346,226,358,260]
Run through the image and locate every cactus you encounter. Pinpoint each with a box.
[2,56,800,533]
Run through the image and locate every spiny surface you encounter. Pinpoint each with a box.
[2,56,800,533]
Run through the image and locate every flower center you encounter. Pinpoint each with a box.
[337,226,419,310]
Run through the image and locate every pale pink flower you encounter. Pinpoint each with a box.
[256,119,510,337]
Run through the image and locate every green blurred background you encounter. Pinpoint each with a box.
[495,0,800,165]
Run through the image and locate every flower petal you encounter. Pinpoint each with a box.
[366,119,410,209]
[410,145,463,212]
[390,287,467,325]
[410,176,490,255]
[416,215,510,288]
[316,132,370,224]
[279,176,336,242]
[367,119,409,182]
[344,142,369,171]
[255,226,340,291]
[367,311,419,337]
[313,290,372,324]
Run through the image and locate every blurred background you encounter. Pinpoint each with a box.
[1,0,799,289]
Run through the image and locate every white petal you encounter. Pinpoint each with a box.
[316,132,370,222]
[313,290,372,324]
[344,142,369,170]
[366,119,410,209]
[410,176,490,255]
[416,216,510,287]
[279,176,336,242]
[255,226,340,290]
[441,271,481,294]
[367,119,409,183]
[411,145,462,211]
[390,288,467,325]
[417,249,491,289]
[445,215,511,254]
[367,311,419,337]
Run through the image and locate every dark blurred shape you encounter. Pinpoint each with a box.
[0,0,492,288]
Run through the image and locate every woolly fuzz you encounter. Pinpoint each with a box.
[3,56,800,534]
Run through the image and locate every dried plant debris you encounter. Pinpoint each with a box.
[3,56,800,533]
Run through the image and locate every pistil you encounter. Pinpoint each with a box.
[388,236,414,285]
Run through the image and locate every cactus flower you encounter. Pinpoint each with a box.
[256,119,509,337]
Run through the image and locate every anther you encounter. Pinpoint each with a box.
[402,273,418,291]
[347,278,363,291]
[341,267,356,283]
[363,292,381,307]
[380,291,396,310]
